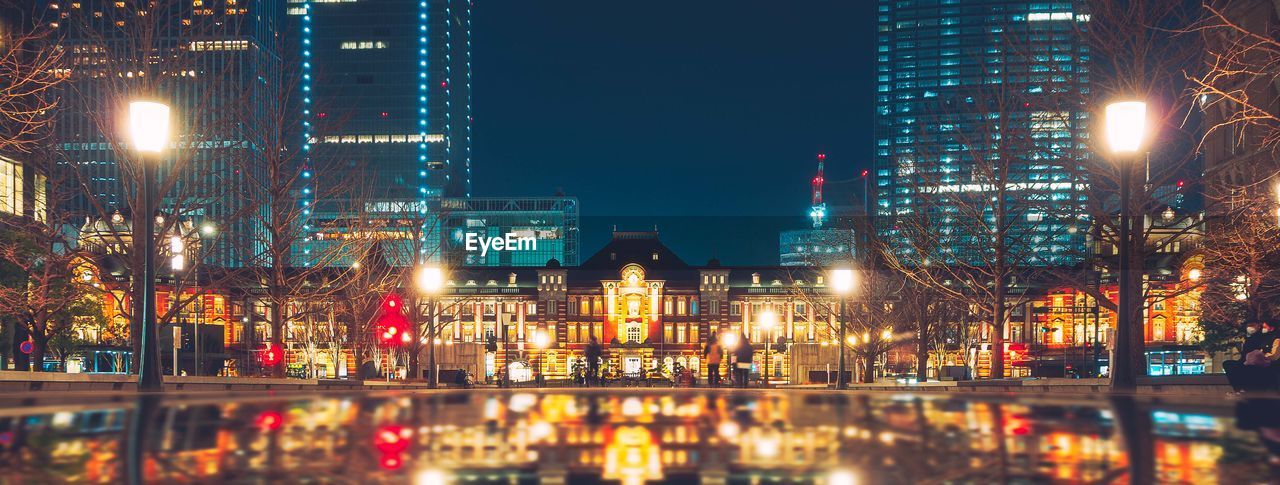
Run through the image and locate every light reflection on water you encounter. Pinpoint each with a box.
[0,391,1277,484]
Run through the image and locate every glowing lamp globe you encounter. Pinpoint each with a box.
[1105,101,1146,154]
[416,265,446,295]
[831,268,855,295]
[128,101,171,153]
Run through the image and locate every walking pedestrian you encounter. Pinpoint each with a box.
[1226,320,1280,393]
[704,339,723,387]
[734,332,754,388]
[585,336,602,386]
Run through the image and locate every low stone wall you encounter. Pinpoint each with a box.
[831,375,1232,396]
[0,371,440,393]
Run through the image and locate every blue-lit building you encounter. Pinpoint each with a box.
[291,0,471,265]
[873,0,1092,267]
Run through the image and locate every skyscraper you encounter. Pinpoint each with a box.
[291,0,472,266]
[50,1,283,267]
[873,0,1092,266]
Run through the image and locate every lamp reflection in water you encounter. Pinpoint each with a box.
[11,390,1258,482]
[826,469,858,485]
[603,426,663,485]
[413,468,449,485]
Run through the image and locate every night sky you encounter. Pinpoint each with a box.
[472,2,876,264]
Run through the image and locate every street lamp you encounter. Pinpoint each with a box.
[416,264,446,387]
[128,100,170,392]
[831,268,855,389]
[533,328,550,386]
[760,307,777,383]
[1105,100,1147,390]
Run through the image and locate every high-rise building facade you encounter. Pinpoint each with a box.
[873,0,1092,266]
[49,1,283,267]
[291,0,471,264]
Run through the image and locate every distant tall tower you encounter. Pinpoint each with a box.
[292,0,473,265]
[809,153,828,228]
[873,0,1092,266]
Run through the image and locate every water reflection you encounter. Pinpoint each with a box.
[0,391,1275,483]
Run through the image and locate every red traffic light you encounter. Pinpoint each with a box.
[383,293,403,311]
[261,343,284,367]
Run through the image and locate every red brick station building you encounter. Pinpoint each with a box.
[77,228,1207,383]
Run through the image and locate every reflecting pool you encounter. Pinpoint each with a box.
[0,390,1276,483]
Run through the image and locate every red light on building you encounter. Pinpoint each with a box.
[1176,180,1184,188]
[861,169,869,178]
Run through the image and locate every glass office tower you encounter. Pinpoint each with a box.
[50,1,283,267]
[290,0,472,265]
[874,0,1092,266]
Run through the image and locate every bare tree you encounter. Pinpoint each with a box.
[1057,0,1209,382]
[879,72,1080,379]
[1189,1,1280,166]
[51,1,266,376]
[0,153,95,370]
[0,6,63,154]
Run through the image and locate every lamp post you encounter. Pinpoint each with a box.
[721,331,738,385]
[128,100,170,392]
[831,268,855,389]
[533,328,550,386]
[192,223,213,376]
[416,264,446,387]
[1105,100,1147,390]
[760,308,777,383]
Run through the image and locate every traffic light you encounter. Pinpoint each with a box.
[261,343,283,367]
[376,292,410,347]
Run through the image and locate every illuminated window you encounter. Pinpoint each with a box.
[0,156,24,215]
[340,41,388,50]
[33,173,46,222]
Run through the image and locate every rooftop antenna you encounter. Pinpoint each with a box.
[809,153,828,228]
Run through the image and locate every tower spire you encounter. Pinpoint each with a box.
[812,153,826,206]
[809,153,828,228]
